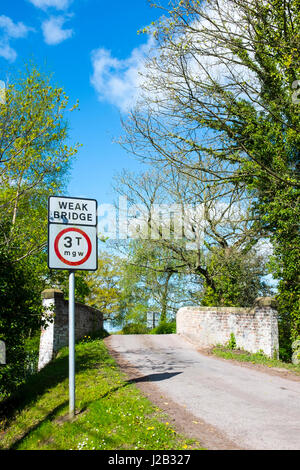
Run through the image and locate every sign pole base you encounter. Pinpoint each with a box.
[69,270,75,420]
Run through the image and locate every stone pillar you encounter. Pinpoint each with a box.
[38,289,64,370]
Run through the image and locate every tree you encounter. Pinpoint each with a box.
[0,66,79,263]
[116,251,152,331]
[199,245,272,306]
[84,252,123,322]
[119,239,194,327]
[113,167,271,309]
[121,0,300,345]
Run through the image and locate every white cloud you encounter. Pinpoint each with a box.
[42,16,73,45]
[90,36,156,113]
[0,15,33,61]
[0,41,17,61]
[28,0,72,10]
[0,15,32,38]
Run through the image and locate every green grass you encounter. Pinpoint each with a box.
[212,346,300,374]
[0,336,201,450]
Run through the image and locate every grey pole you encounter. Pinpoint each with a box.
[69,270,75,420]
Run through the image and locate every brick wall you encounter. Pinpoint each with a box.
[176,297,279,358]
[38,289,103,370]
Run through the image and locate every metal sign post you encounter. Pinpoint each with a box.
[48,196,98,420]
[69,270,75,419]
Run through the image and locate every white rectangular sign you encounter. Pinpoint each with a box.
[48,196,97,226]
[48,224,98,271]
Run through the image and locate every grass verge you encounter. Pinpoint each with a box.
[211,346,300,374]
[0,336,201,450]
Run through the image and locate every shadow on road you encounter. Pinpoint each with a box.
[128,371,182,383]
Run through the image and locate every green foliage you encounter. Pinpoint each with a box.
[150,321,176,335]
[263,188,300,345]
[45,268,90,304]
[212,345,300,374]
[24,332,41,378]
[200,247,272,307]
[226,333,237,350]
[116,239,194,329]
[0,223,44,400]
[111,243,153,329]
[279,342,292,363]
[84,252,123,317]
[121,323,150,335]
[0,65,79,264]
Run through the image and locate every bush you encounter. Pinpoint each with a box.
[0,228,44,400]
[121,323,150,335]
[150,321,176,335]
[226,333,237,350]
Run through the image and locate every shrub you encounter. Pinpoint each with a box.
[226,333,237,350]
[121,323,150,335]
[150,321,176,335]
[0,225,44,400]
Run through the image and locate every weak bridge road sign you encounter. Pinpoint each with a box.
[48,196,98,271]
[48,196,97,226]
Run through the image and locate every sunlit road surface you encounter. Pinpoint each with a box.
[106,334,300,450]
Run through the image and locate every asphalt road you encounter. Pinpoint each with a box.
[107,334,300,450]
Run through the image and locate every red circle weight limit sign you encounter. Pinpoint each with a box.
[54,227,92,267]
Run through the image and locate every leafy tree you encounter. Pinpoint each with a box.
[200,246,272,307]
[121,0,300,347]
[0,66,79,263]
[115,250,151,330]
[84,252,123,321]
[119,239,192,326]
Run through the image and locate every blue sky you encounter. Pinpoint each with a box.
[0,0,165,205]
